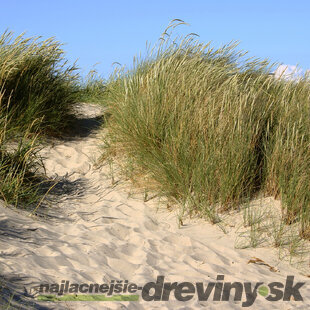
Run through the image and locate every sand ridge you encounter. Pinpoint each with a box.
[0,103,309,309]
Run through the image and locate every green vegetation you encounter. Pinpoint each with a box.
[0,115,42,206]
[0,30,79,134]
[101,21,310,239]
[78,69,106,104]
[37,294,139,301]
[0,30,79,207]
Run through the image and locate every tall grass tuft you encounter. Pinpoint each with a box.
[78,69,106,104]
[0,30,79,208]
[0,30,79,135]
[0,103,42,207]
[102,20,310,238]
[264,78,310,238]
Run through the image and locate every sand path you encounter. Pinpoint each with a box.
[0,103,309,309]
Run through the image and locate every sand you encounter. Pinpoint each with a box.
[0,103,309,309]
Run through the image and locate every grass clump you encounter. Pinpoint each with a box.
[0,30,79,135]
[0,30,79,208]
[101,20,310,239]
[78,69,106,104]
[0,106,42,207]
[263,78,310,238]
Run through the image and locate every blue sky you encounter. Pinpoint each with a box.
[0,0,309,79]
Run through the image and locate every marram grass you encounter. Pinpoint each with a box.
[78,69,106,104]
[0,106,42,207]
[0,30,79,207]
[101,21,310,239]
[0,30,79,135]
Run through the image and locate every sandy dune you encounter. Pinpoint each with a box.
[0,103,309,309]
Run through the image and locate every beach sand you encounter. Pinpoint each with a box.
[0,103,309,309]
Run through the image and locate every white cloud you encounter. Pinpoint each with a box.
[274,64,303,81]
